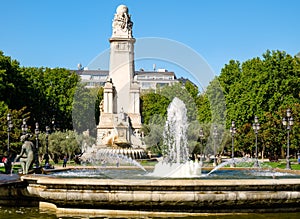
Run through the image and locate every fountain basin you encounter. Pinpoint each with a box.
[21,172,300,215]
[45,166,300,180]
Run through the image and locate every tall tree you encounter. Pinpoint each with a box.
[20,67,80,130]
[0,51,20,108]
[218,50,300,159]
[72,85,100,137]
[140,92,170,124]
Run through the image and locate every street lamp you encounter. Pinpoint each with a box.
[21,119,28,135]
[35,123,40,168]
[229,121,236,167]
[213,126,218,167]
[199,128,205,166]
[7,113,13,155]
[45,126,50,165]
[52,117,56,131]
[282,108,293,170]
[252,116,260,167]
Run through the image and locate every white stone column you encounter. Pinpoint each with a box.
[103,80,114,114]
[108,90,113,113]
[129,82,140,114]
[109,39,135,114]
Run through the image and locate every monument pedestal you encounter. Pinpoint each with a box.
[96,5,143,149]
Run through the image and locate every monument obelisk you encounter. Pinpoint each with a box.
[97,5,142,147]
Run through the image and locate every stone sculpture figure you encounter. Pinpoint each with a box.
[119,107,126,122]
[15,134,34,174]
[112,5,133,37]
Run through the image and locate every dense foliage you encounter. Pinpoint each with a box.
[0,51,97,158]
[72,85,103,136]
[207,50,300,159]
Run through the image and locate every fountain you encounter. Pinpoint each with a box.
[149,97,202,178]
[17,97,300,217]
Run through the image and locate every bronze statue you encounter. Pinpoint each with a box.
[15,134,34,174]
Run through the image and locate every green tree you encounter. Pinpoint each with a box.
[140,92,170,124]
[159,83,198,121]
[205,77,226,126]
[195,93,211,124]
[0,107,30,155]
[72,85,100,137]
[0,51,21,108]
[218,50,300,159]
[38,130,92,163]
[20,67,80,130]
[143,114,165,154]
[95,87,104,126]
[184,80,199,102]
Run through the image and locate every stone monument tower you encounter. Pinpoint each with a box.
[97,5,142,148]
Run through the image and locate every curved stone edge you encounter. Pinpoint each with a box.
[0,180,39,207]
[21,175,300,214]
[21,174,300,186]
[40,201,221,218]
[42,201,300,218]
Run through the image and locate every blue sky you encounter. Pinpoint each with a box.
[1,0,299,87]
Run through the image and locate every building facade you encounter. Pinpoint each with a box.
[74,69,178,91]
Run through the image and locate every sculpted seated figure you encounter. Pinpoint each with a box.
[15,134,34,174]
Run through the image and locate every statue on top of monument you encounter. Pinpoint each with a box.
[112,5,133,38]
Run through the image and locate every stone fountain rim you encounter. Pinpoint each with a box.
[21,174,300,187]
[20,169,300,216]
[20,166,300,187]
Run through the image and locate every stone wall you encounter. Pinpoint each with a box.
[0,180,39,207]
[21,175,300,213]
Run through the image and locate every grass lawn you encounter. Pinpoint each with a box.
[264,160,300,170]
[0,164,22,174]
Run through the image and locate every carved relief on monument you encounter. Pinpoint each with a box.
[112,5,133,38]
[115,42,129,51]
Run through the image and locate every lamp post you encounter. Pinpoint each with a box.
[21,119,28,135]
[282,108,293,170]
[252,116,260,167]
[35,123,40,168]
[7,114,13,155]
[52,117,56,131]
[213,126,218,167]
[45,126,50,165]
[199,128,205,167]
[230,121,236,167]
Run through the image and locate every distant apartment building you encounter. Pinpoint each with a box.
[74,68,178,91]
[74,69,108,88]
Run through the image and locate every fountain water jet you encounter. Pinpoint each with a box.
[207,157,252,175]
[149,97,202,178]
[80,145,147,172]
